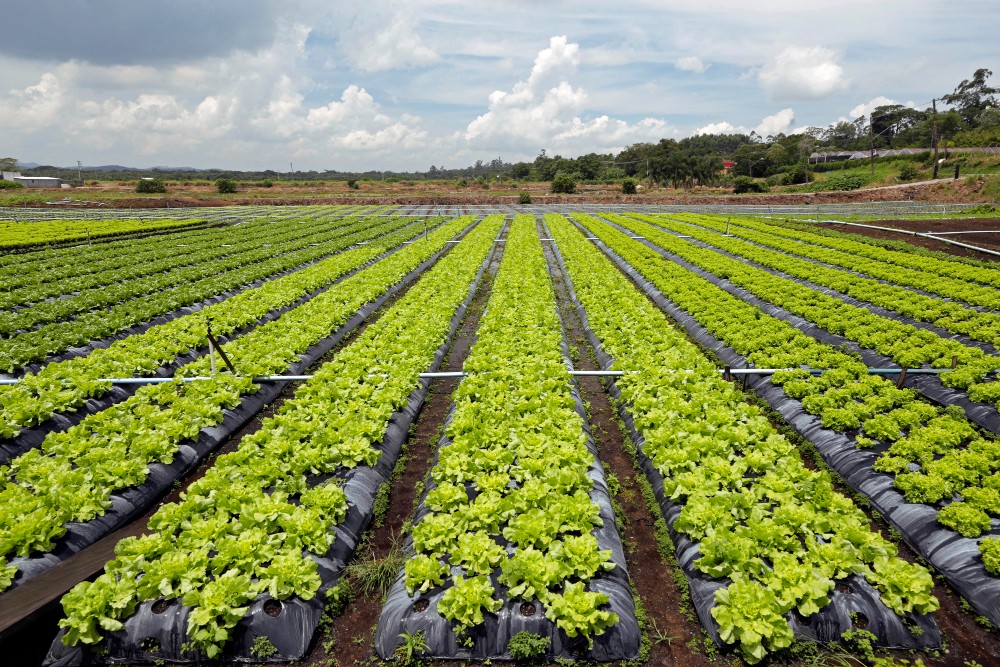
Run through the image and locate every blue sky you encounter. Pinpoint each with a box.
[1,0,997,171]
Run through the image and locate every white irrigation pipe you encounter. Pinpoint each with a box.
[819,219,1000,258]
[923,230,1000,236]
[0,367,955,386]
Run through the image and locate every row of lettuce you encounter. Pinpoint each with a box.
[546,213,938,663]
[383,215,628,657]
[0,217,210,250]
[600,212,1000,543]
[645,214,1000,346]
[53,215,504,660]
[0,216,474,593]
[0,205,377,272]
[0,208,347,297]
[0,210,365,335]
[0,213,403,371]
[28,210,999,663]
[713,213,1000,289]
[0,216,424,441]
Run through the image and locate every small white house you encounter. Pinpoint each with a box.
[0,171,21,181]
[13,176,63,188]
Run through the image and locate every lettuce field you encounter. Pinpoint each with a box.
[2,204,1000,666]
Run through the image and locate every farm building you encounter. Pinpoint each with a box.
[0,171,21,181]
[13,176,65,188]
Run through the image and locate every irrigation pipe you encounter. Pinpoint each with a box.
[818,219,1000,258]
[0,367,955,387]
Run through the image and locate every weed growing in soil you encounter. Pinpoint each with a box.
[250,635,278,658]
[394,629,428,665]
[507,631,550,660]
[345,535,406,599]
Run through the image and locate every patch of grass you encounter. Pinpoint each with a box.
[344,534,406,599]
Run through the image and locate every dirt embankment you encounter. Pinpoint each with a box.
[11,173,993,208]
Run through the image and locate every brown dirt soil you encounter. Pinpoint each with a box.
[795,217,1000,260]
[4,174,991,208]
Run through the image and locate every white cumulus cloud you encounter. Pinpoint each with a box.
[346,12,438,73]
[694,108,796,138]
[758,46,848,101]
[0,72,64,129]
[462,36,670,153]
[674,56,707,73]
[848,96,898,119]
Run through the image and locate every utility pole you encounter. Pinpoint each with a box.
[931,99,940,179]
[868,115,875,178]
[77,160,82,186]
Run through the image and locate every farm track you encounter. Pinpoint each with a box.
[806,218,1000,260]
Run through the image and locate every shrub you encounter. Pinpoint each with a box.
[0,180,24,190]
[898,163,920,181]
[789,163,812,184]
[215,178,237,194]
[732,176,768,194]
[518,192,532,204]
[347,179,359,190]
[260,179,274,188]
[551,174,576,194]
[622,178,637,195]
[135,179,167,194]
[457,179,468,188]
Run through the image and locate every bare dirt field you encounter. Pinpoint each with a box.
[3,174,994,208]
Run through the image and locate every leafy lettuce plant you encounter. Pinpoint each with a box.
[436,575,502,633]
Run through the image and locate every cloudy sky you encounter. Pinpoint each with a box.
[1,0,997,171]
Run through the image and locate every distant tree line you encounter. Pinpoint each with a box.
[19,69,998,188]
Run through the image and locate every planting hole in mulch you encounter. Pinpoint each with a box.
[854,613,870,629]
[836,582,852,595]
[413,598,429,613]
[151,599,169,614]
[263,599,283,617]
[519,602,536,617]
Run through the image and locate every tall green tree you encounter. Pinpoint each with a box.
[942,68,998,126]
